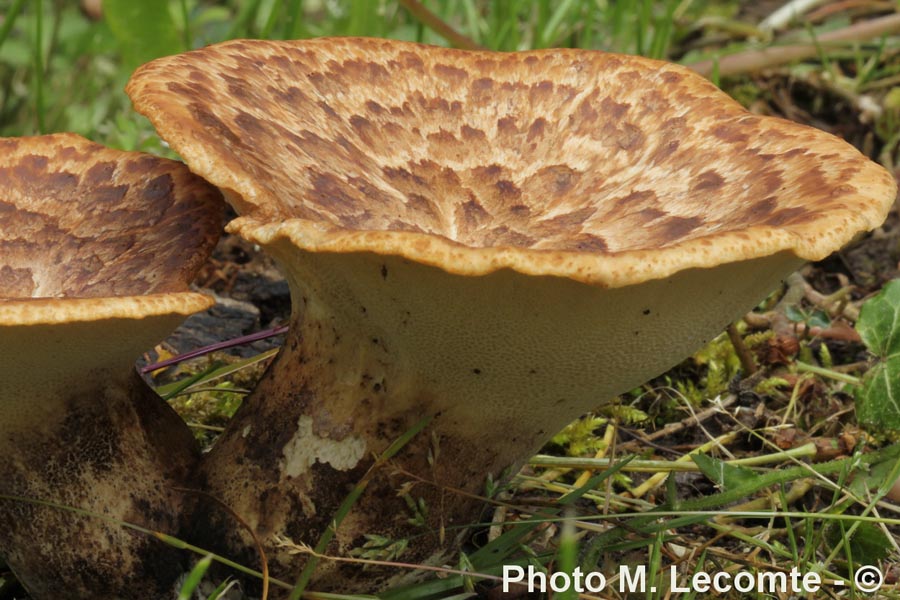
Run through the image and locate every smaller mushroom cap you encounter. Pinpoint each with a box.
[0,133,224,417]
[0,133,222,325]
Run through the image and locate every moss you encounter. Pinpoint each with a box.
[550,415,609,456]
[162,352,271,446]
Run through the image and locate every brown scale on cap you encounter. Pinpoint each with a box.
[128,37,894,287]
[0,133,222,300]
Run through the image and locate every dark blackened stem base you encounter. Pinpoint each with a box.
[0,370,201,599]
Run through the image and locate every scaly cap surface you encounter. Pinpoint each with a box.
[0,133,222,324]
[127,37,896,286]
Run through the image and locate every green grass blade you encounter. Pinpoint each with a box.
[285,0,306,39]
[179,0,192,49]
[177,554,214,600]
[227,0,264,39]
[152,348,279,398]
[33,0,44,133]
[260,0,284,39]
[156,362,225,401]
[0,0,26,51]
[558,455,634,506]
[555,508,578,600]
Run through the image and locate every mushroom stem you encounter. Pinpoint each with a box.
[196,239,801,592]
[0,306,204,598]
[0,133,223,598]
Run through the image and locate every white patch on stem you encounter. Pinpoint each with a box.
[282,416,367,477]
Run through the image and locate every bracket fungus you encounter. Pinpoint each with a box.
[127,38,896,591]
[0,133,223,598]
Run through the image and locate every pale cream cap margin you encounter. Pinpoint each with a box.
[0,293,215,327]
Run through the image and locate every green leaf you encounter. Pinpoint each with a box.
[855,280,900,429]
[785,305,806,323]
[856,355,900,428]
[824,521,892,565]
[785,305,830,328]
[692,453,759,491]
[858,280,900,356]
[808,309,831,329]
[848,450,900,497]
[103,0,183,68]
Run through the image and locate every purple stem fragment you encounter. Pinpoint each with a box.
[140,325,289,374]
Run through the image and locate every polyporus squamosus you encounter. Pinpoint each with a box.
[127,38,897,592]
[0,134,223,598]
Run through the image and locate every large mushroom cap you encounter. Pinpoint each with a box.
[127,38,897,593]
[127,37,896,286]
[0,133,222,324]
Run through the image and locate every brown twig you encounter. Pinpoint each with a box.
[804,281,861,321]
[689,12,900,78]
[616,427,683,456]
[617,394,738,453]
[728,322,759,376]
[831,360,869,373]
[761,272,810,337]
[807,1,895,23]
[807,322,863,342]
[397,0,484,50]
